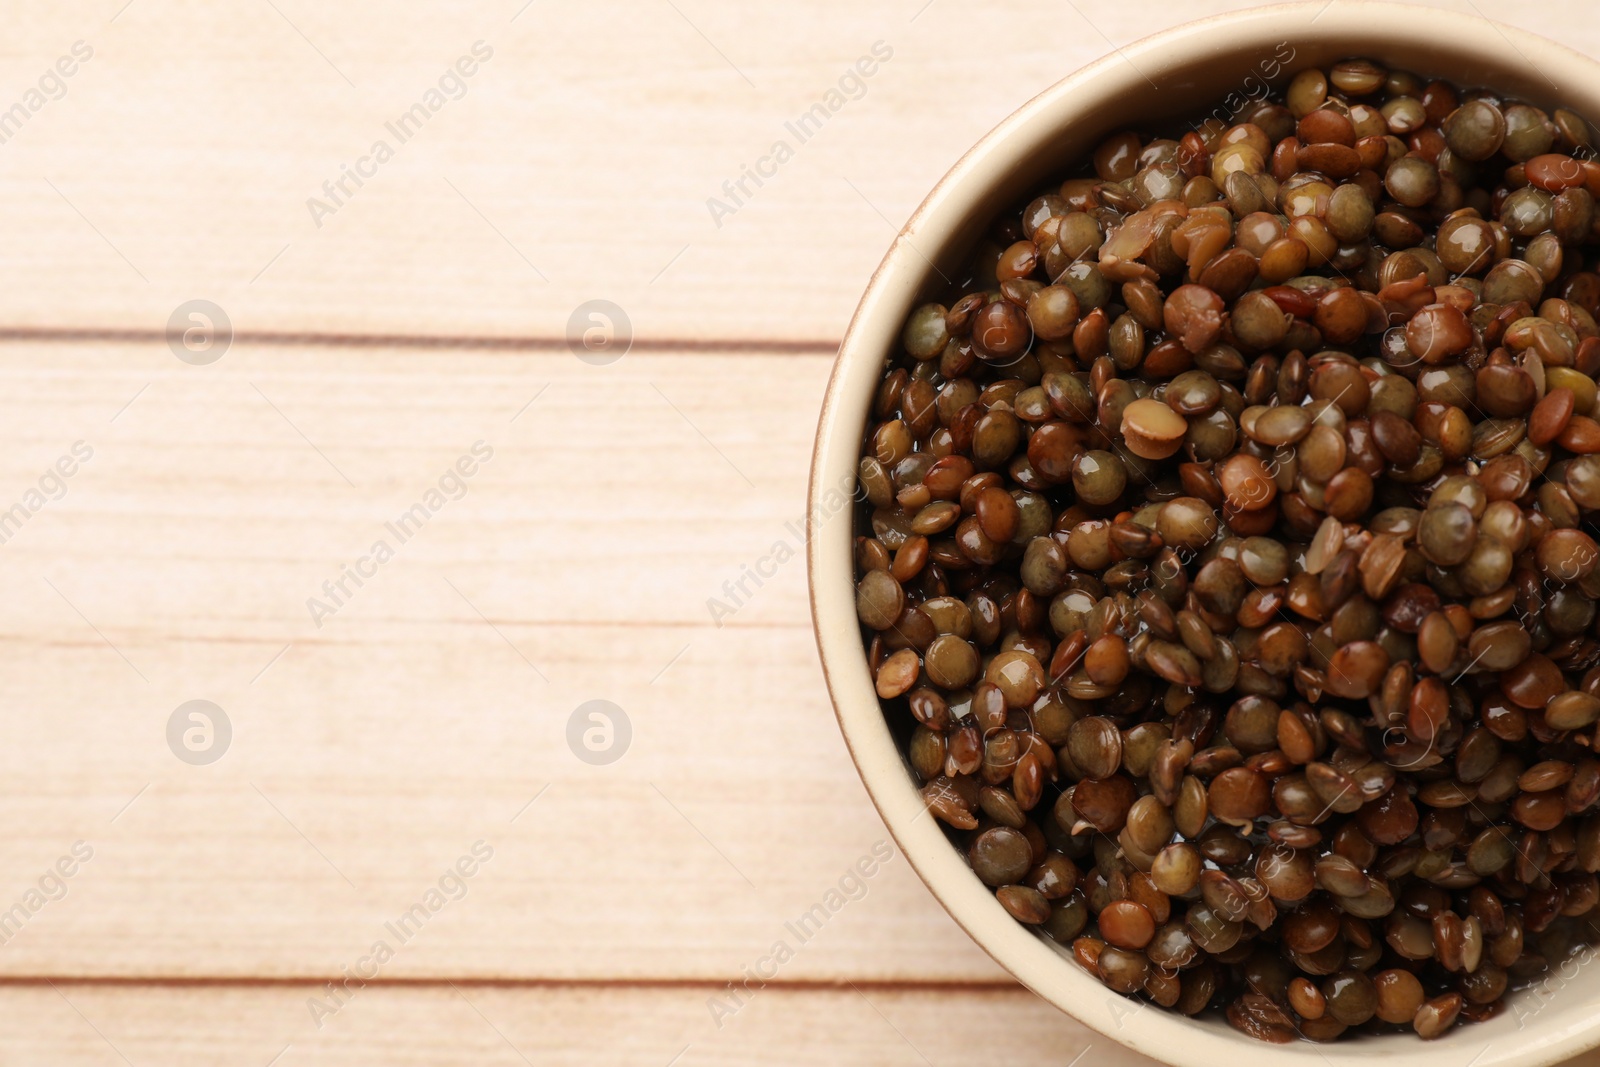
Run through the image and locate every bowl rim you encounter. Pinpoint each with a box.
[807,3,1600,1065]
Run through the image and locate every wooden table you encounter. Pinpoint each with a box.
[3,1,1599,1062]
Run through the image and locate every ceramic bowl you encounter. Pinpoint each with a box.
[809,3,1600,1065]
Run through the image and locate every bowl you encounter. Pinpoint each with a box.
[807,3,1600,1065]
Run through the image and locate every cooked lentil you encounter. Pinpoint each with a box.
[855,58,1600,1044]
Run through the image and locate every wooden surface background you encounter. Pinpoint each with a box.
[4,0,1600,1062]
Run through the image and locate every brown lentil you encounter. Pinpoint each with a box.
[860,59,1600,1046]
[1122,397,1188,460]
[1413,993,1463,1039]
[1374,968,1426,1023]
[1100,899,1157,949]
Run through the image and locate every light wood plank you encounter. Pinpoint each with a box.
[6,0,1600,1042]
[0,982,1168,1067]
[0,340,1004,980]
[14,981,1600,1066]
[3,0,1597,341]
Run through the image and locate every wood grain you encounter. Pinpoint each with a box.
[8,1,1600,1062]
[0,982,1170,1067]
[0,0,1592,344]
[0,340,1005,981]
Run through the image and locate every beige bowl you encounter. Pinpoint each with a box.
[808,3,1600,1065]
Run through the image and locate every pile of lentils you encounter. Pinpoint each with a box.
[854,58,1600,1042]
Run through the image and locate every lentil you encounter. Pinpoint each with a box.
[858,59,1600,1045]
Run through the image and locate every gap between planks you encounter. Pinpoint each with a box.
[0,328,841,356]
[0,976,1024,993]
